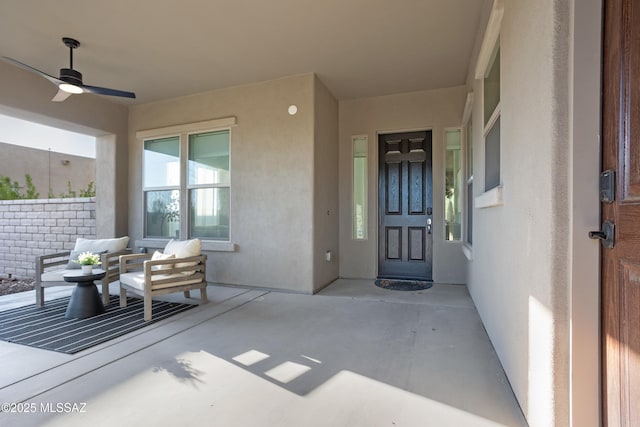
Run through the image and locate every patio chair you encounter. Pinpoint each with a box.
[118,238,208,321]
[35,236,131,306]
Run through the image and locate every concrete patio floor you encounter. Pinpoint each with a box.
[0,279,527,427]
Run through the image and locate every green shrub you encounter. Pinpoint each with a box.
[0,176,21,200]
[24,174,39,199]
[78,181,96,197]
[0,174,40,200]
[0,175,95,200]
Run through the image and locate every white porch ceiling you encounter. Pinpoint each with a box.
[0,0,485,105]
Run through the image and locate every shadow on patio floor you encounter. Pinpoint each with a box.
[0,280,526,427]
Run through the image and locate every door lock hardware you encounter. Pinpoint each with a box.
[599,170,615,203]
[427,218,432,235]
[589,220,615,249]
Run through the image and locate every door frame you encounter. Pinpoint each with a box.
[569,0,603,425]
[374,127,434,279]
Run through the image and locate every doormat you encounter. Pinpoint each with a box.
[374,279,433,291]
[0,295,196,354]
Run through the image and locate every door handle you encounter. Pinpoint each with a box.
[588,231,606,240]
[427,218,432,235]
[589,220,615,249]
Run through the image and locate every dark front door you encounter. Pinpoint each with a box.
[378,131,432,280]
[602,0,640,424]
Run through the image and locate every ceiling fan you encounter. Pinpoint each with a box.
[2,37,136,102]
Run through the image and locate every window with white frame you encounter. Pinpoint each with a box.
[483,44,500,192]
[188,130,230,240]
[465,116,473,245]
[445,129,462,241]
[473,0,503,206]
[142,119,232,241]
[352,135,368,240]
[143,136,181,239]
[461,91,474,247]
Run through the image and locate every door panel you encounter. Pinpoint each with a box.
[602,0,640,424]
[378,131,432,280]
[409,161,426,214]
[386,163,401,214]
[386,227,402,260]
[408,227,425,261]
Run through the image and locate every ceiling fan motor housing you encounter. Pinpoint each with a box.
[59,68,83,85]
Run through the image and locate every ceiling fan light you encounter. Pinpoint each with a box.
[59,83,83,94]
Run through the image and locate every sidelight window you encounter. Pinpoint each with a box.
[352,135,368,240]
[445,129,462,241]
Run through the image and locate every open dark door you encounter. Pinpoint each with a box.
[601,0,640,424]
[378,131,432,280]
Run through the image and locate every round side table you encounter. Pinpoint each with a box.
[63,269,107,319]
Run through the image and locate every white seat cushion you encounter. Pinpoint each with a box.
[40,269,69,282]
[120,272,202,292]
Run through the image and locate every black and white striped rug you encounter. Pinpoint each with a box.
[0,295,196,354]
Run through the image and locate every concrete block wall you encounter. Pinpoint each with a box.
[0,198,96,279]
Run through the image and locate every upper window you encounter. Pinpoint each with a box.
[483,44,501,191]
[143,126,231,241]
[484,47,500,126]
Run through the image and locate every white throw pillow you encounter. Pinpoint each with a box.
[164,238,201,258]
[150,251,176,271]
[74,236,129,253]
[163,239,202,274]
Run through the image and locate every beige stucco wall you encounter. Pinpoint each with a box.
[312,76,339,292]
[0,142,95,197]
[466,1,565,425]
[0,61,129,239]
[129,74,328,293]
[338,86,468,283]
[465,1,602,426]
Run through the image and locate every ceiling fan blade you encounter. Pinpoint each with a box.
[1,56,62,85]
[52,88,73,102]
[82,84,136,99]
